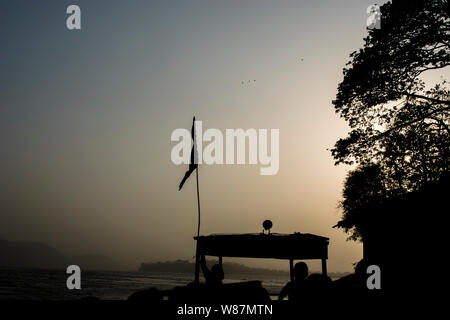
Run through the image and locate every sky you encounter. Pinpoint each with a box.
[0,0,402,272]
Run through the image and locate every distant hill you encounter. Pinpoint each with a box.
[0,238,68,269]
[0,238,125,271]
[139,259,350,279]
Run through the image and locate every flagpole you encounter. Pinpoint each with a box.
[194,165,201,283]
[196,167,201,237]
[194,120,201,283]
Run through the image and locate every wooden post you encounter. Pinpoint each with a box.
[289,259,294,282]
[321,258,327,276]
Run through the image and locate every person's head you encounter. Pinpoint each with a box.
[293,262,308,280]
[211,264,224,281]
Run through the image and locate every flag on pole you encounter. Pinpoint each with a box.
[178,116,198,190]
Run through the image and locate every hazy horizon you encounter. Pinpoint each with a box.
[3,0,435,273]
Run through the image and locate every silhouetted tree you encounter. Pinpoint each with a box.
[332,0,449,239]
[335,164,386,241]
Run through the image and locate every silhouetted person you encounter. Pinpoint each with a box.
[333,258,369,294]
[306,273,332,297]
[200,255,224,287]
[278,262,308,301]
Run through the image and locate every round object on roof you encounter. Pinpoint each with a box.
[263,220,273,231]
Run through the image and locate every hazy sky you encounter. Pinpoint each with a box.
[0,0,402,272]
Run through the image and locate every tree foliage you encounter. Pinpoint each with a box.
[337,164,386,241]
[332,0,450,240]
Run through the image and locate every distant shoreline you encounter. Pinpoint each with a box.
[139,260,350,279]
